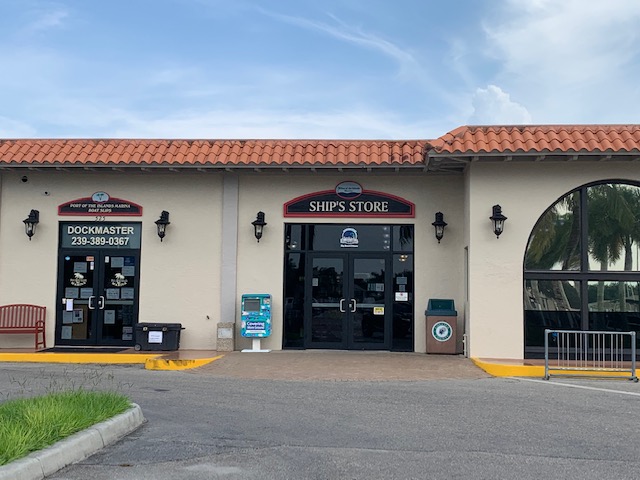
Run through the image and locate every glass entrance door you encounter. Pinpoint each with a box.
[351,257,389,347]
[56,251,139,346]
[307,254,391,349]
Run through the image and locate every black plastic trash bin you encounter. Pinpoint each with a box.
[134,323,184,351]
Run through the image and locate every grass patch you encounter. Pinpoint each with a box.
[0,390,130,466]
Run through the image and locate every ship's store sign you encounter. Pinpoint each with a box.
[59,192,142,216]
[284,181,414,218]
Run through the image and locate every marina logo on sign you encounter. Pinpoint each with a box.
[335,181,362,199]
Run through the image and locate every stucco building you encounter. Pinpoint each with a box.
[1,124,639,359]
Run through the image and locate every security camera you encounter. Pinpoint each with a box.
[21,176,28,183]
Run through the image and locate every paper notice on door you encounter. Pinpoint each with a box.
[65,298,74,311]
[106,289,120,300]
[61,325,72,339]
[121,288,135,299]
[63,311,74,324]
[395,292,409,301]
[373,306,385,315]
[74,262,87,273]
[121,266,135,277]
[72,309,84,323]
[111,257,124,268]
[312,278,319,287]
[148,331,163,343]
[80,288,93,299]
[65,288,79,299]
[104,310,116,325]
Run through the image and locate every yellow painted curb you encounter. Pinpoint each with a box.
[144,355,224,371]
[472,358,635,379]
[472,358,544,377]
[0,353,159,364]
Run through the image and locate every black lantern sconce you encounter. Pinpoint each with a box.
[23,209,39,241]
[155,211,170,242]
[252,211,267,242]
[490,204,507,239]
[431,212,447,244]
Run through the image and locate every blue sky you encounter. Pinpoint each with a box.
[2,0,640,139]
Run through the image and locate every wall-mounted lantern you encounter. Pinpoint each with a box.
[155,211,170,242]
[252,211,267,242]
[431,212,447,244]
[490,205,507,239]
[23,209,39,241]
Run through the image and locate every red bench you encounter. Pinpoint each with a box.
[0,304,46,350]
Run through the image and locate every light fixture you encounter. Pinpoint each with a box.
[23,209,39,241]
[431,212,447,244]
[252,211,267,242]
[155,211,170,242]
[490,205,507,238]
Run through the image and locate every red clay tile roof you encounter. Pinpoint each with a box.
[428,125,640,155]
[0,139,427,168]
[3,126,640,170]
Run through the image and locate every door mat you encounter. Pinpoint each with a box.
[38,347,130,353]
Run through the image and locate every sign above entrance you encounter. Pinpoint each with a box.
[284,182,415,218]
[60,222,142,249]
[58,192,143,216]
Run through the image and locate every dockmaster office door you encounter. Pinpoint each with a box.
[55,222,141,346]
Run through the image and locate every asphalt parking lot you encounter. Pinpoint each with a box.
[2,358,640,480]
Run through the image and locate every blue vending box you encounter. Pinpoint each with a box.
[240,294,272,338]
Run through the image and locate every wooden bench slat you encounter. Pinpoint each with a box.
[0,304,47,349]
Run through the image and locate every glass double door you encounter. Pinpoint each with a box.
[56,250,139,346]
[308,253,391,349]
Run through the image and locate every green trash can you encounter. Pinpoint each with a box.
[134,323,184,351]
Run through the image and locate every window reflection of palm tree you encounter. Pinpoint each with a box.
[588,185,640,312]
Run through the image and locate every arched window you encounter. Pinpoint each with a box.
[523,181,640,357]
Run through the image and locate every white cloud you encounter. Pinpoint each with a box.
[480,0,640,122]
[103,108,435,140]
[255,7,457,107]
[25,8,69,34]
[469,85,532,125]
[9,95,433,139]
[257,8,416,70]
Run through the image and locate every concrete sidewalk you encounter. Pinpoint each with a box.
[9,347,630,380]
[0,348,552,377]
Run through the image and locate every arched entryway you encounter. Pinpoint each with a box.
[523,181,640,358]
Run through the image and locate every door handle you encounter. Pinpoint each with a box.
[350,299,357,312]
[98,296,105,310]
[339,299,346,313]
[88,296,95,310]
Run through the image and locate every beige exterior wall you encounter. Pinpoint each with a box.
[466,161,640,359]
[0,171,223,350]
[236,172,465,352]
